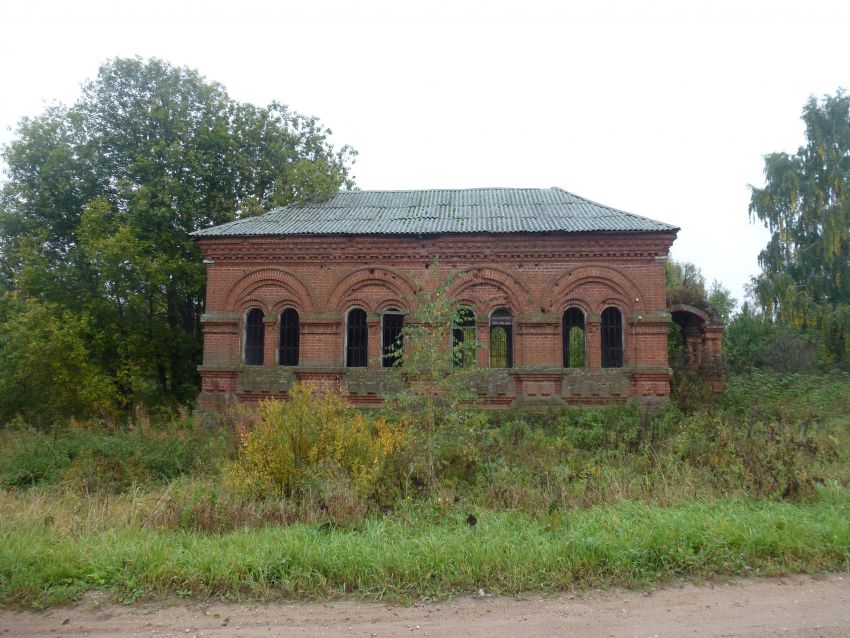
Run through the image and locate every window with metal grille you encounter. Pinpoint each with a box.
[244,308,264,366]
[601,307,624,368]
[562,307,586,368]
[279,308,299,366]
[381,310,404,367]
[452,307,476,367]
[346,308,368,367]
[489,308,513,368]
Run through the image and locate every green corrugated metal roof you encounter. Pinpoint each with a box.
[190,187,679,237]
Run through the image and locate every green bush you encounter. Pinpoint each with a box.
[225,383,408,504]
[0,413,224,491]
[671,410,837,499]
[0,423,70,487]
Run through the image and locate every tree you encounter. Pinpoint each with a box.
[0,295,118,423]
[0,57,356,414]
[707,280,736,326]
[749,90,850,366]
[665,260,707,309]
[381,266,483,486]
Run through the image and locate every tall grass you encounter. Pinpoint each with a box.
[1,489,848,607]
[0,411,230,491]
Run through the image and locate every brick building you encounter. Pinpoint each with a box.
[192,187,715,409]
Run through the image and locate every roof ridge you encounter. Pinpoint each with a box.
[337,186,557,194]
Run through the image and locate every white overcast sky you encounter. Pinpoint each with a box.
[2,0,849,305]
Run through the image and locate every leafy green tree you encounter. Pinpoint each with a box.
[723,302,773,372]
[387,268,482,421]
[381,267,484,486]
[707,280,736,326]
[749,90,850,366]
[0,295,118,423]
[0,57,355,413]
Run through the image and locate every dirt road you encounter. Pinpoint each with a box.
[2,574,848,637]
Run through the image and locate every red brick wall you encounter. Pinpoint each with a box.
[195,232,676,408]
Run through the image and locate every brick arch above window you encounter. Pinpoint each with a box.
[554,299,592,318]
[339,297,374,314]
[542,266,644,315]
[224,268,316,312]
[238,298,271,315]
[326,267,417,312]
[447,267,532,316]
[600,296,631,314]
[270,299,305,315]
[376,298,408,313]
[551,283,632,318]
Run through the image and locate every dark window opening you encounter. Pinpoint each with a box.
[382,310,404,367]
[601,307,624,368]
[279,308,299,366]
[489,308,513,368]
[244,308,264,366]
[563,307,586,368]
[346,308,368,367]
[452,307,476,367]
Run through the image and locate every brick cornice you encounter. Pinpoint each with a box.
[197,232,676,263]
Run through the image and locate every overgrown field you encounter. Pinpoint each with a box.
[1,371,849,607]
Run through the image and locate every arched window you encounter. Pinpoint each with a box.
[244,308,264,366]
[279,308,299,366]
[562,308,586,368]
[489,308,513,368]
[452,307,476,367]
[601,307,624,368]
[381,309,404,368]
[346,308,368,367]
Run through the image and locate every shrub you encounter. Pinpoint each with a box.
[62,448,147,493]
[759,325,823,373]
[225,383,407,502]
[0,423,70,487]
[671,411,836,499]
[0,412,224,491]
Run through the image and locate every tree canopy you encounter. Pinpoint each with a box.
[0,57,356,421]
[749,90,850,366]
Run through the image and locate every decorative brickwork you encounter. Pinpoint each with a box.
[326,267,418,312]
[195,230,682,409]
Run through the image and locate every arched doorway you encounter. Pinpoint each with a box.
[668,303,725,387]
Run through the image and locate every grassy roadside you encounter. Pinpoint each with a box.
[2,490,848,607]
[1,371,849,608]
